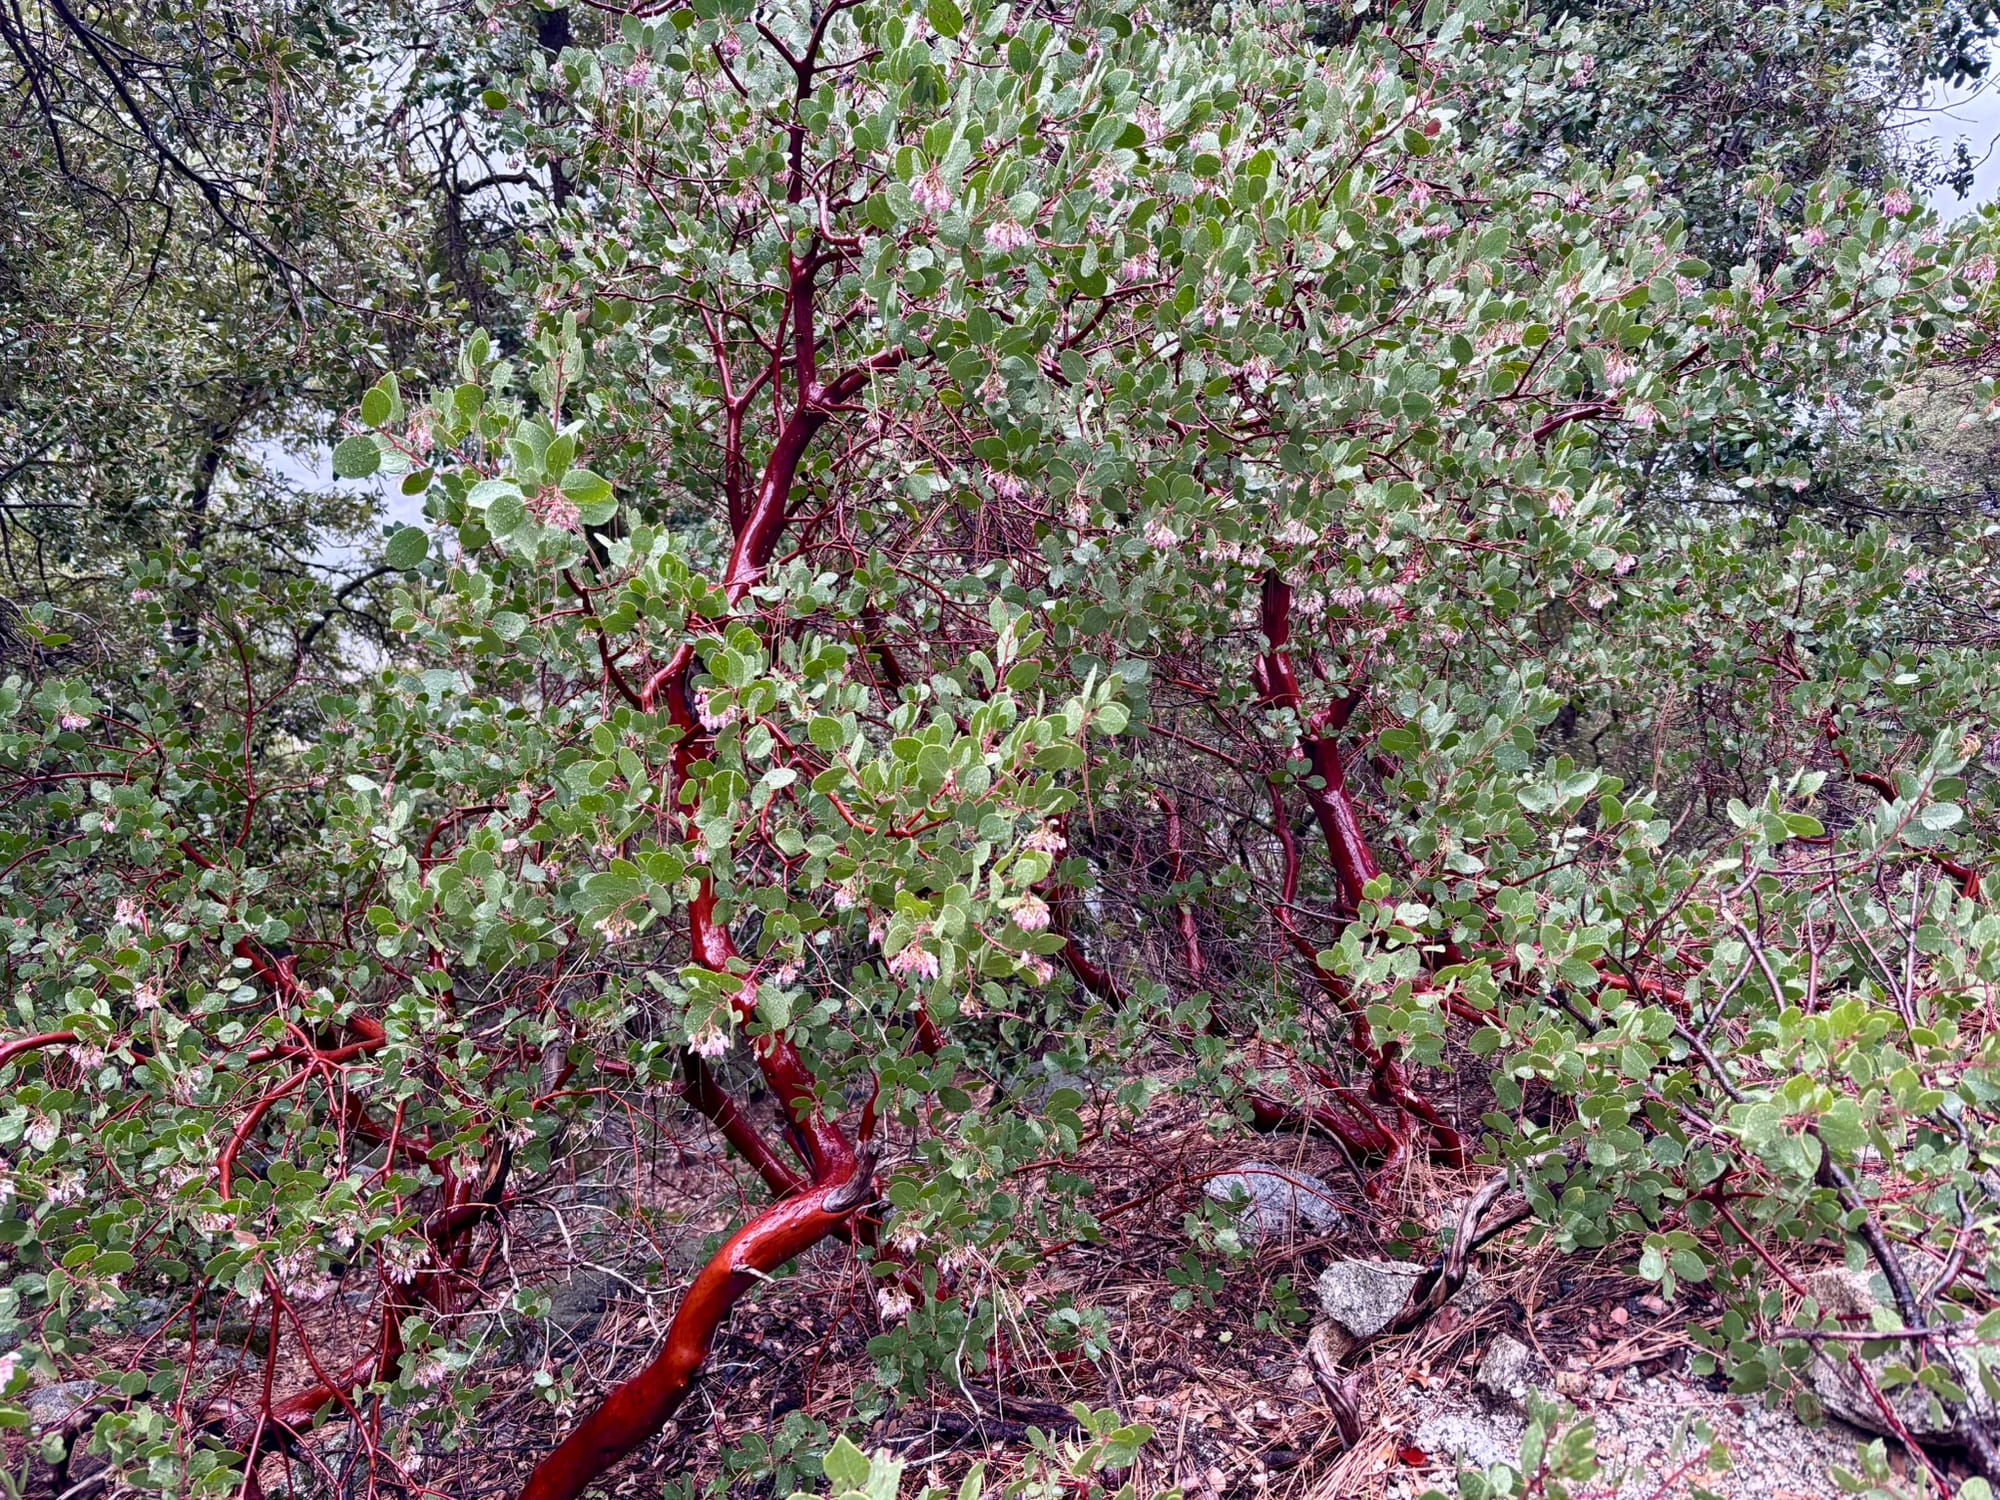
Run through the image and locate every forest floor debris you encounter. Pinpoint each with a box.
[5,1082,1981,1500]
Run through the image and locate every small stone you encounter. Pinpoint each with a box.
[1474,1334,1550,1407]
[1019,1066,1093,1110]
[1809,1267,1877,1321]
[1203,1161,1345,1241]
[1315,1259,1484,1339]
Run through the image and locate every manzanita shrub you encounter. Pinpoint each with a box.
[5,0,2000,1495]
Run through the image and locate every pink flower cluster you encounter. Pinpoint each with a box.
[985,219,1032,252]
[888,941,940,982]
[912,169,952,217]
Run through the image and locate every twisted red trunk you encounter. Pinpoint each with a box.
[673,723,852,1181]
[1254,572,1465,1170]
[519,1161,876,1500]
[526,228,912,1500]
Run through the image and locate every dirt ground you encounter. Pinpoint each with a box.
[8,1078,1973,1500]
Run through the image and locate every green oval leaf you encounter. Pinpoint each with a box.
[332,436,381,479]
[385,527,430,570]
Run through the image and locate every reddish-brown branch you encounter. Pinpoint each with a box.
[518,1157,877,1500]
[217,1070,310,1198]
[1269,779,1379,1063]
[640,455,859,1183]
[858,605,908,699]
[1530,400,1616,443]
[562,571,646,710]
[1820,715,1981,898]
[1246,1092,1398,1160]
[1049,886,1124,1004]
[1596,970,1688,1010]
[243,1014,385,1066]
[725,352,904,604]
[532,249,900,1500]
[684,879,852,1181]
[1364,1045,1467,1170]
[1253,580,1466,1170]
[420,804,506,866]
[1255,573,1378,910]
[1060,936,1123,1004]
[636,347,905,713]
[260,1310,399,1439]
[680,1050,805,1198]
[0,1031,77,1070]
[242,1145,514,1448]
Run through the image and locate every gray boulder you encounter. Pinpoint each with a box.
[1805,1266,1999,1438]
[1203,1161,1345,1242]
[24,1380,102,1431]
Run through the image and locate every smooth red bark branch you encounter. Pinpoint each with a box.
[636,351,904,711]
[631,336,868,1183]
[857,605,909,698]
[1364,1045,1467,1169]
[1596,970,1688,1009]
[1268,779,1379,1062]
[217,1070,310,1198]
[1255,573,1377,910]
[529,248,901,1500]
[0,1031,77,1070]
[1246,1091,1399,1160]
[260,1311,399,1439]
[726,353,905,604]
[421,803,507,866]
[680,1050,805,1199]
[1059,927,1124,1004]
[518,1156,877,1500]
[684,857,851,1183]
